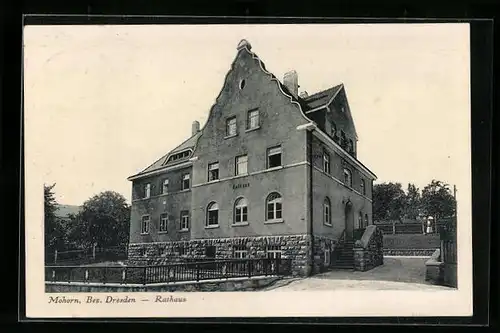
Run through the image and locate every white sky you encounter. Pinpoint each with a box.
[23,23,471,205]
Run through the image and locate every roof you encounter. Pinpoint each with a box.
[302,84,343,110]
[133,131,201,177]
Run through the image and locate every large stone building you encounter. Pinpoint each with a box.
[127,39,378,275]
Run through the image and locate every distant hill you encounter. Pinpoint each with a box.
[55,204,82,220]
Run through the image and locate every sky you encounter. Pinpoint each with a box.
[23,23,471,205]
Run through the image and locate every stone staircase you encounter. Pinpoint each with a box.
[332,239,355,270]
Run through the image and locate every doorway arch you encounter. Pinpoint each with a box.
[344,200,354,239]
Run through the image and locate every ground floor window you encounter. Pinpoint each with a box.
[141,215,150,234]
[205,245,216,258]
[233,245,248,259]
[324,247,331,266]
[180,211,189,230]
[266,245,282,259]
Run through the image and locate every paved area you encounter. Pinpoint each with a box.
[262,257,454,291]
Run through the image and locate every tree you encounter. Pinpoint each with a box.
[44,184,66,256]
[404,183,421,220]
[71,191,131,250]
[421,180,456,220]
[373,182,407,221]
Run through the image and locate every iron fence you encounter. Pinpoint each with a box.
[45,258,292,285]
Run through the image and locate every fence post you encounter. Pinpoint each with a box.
[92,243,97,260]
[143,267,147,285]
[196,264,200,282]
[54,249,58,264]
[392,221,396,235]
[248,260,252,278]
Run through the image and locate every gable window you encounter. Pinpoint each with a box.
[247,109,260,130]
[340,131,347,150]
[266,245,282,259]
[226,116,237,136]
[233,245,248,259]
[348,139,354,154]
[182,174,190,190]
[331,122,337,138]
[208,162,219,182]
[141,215,150,234]
[267,146,282,168]
[144,183,151,199]
[365,214,369,227]
[266,192,282,221]
[324,197,332,226]
[361,179,366,195]
[323,150,330,174]
[234,197,248,224]
[162,179,169,194]
[180,211,189,231]
[159,213,168,233]
[206,202,219,227]
[235,155,248,175]
[343,168,352,187]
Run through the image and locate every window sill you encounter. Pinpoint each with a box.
[245,126,261,133]
[207,179,220,183]
[179,188,191,193]
[263,165,284,173]
[140,233,150,235]
[264,219,284,224]
[205,224,220,229]
[179,229,189,233]
[324,223,333,227]
[224,134,238,140]
[232,222,249,227]
[158,231,168,234]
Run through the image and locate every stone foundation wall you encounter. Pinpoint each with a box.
[312,235,337,274]
[353,226,384,271]
[128,234,312,276]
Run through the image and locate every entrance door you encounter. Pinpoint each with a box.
[345,201,354,239]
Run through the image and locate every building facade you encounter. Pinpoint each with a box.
[127,39,377,275]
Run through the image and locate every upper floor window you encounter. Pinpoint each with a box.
[159,213,168,233]
[365,214,369,227]
[226,116,237,136]
[358,212,363,229]
[247,109,260,130]
[349,139,354,154]
[162,179,169,194]
[208,162,219,182]
[343,168,352,187]
[141,215,150,234]
[234,197,248,224]
[206,202,219,227]
[180,211,189,231]
[361,179,366,195]
[182,174,190,190]
[340,131,347,149]
[235,155,248,175]
[266,192,282,221]
[324,197,332,226]
[323,150,331,174]
[144,183,151,199]
[267,146,282,168]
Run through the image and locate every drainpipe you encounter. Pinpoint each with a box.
[307,129,315,277]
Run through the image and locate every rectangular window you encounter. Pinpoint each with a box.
[182,174,190,190]
[162,179,169,194]
[361,179,366,195]
[208,162,219,181]
[144,183,151,198]
[235,155,248,175]
[233,245,248,259]
[177,245,186,256]
[247,109,259,129]
[141,215,150,234]
[323,150,330,174]
[159,213,168,233]
[267,146,282,168]
[205,245,216,258]
[266,245,282,259]
[226,116,237,136]
[180,211,189,230]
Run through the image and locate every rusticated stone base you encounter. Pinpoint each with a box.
[312,235,337,274]
[128,234,312,277]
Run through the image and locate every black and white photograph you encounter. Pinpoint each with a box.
[24,22,472,318]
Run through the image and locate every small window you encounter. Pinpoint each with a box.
[247,109,259,129]
[162,179,169,194]
[205,245,216,258]
[266,192,282,221]
[144,183,151,199]
[365,214,369,227]
[358,212,363,229]
[235,155,248,175]
[158,247,165,256]
[233,245,248,258]
[182,174,190,190]
[343,168,352,187]
[361,179,366,195]
[141,215,150,234]
[239,79,246,90]
[340,131,347,149]
[267,146,282,168]
[226,117,237,136]
[159,213,168,233]
[208,162,219,181]
[206,202,219,226]
[323,150,330,174]
[349,139,354,154]
[324,197,331,225]
[234,197,248,224]
[266,245,282,259]
[331,122,337,138]
[180,211,189,230]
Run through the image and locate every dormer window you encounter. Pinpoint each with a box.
[167,150,190,164]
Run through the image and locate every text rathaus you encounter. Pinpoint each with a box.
[127,39,379,276]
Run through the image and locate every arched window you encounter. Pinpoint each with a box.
[266,192,282,221]
[206,202,219,227]
[343,168,352,187]
[365,214,369,227]
[358,212,363,228]
[323,197,332,225]
[234,197,248,224]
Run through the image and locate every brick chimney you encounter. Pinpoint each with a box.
[283,70,299,98]
[192,120,200,136]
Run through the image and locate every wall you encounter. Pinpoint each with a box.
[353,225,384,271]
[129,166,192,244]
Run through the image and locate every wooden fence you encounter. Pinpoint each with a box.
[46,245,128,266]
